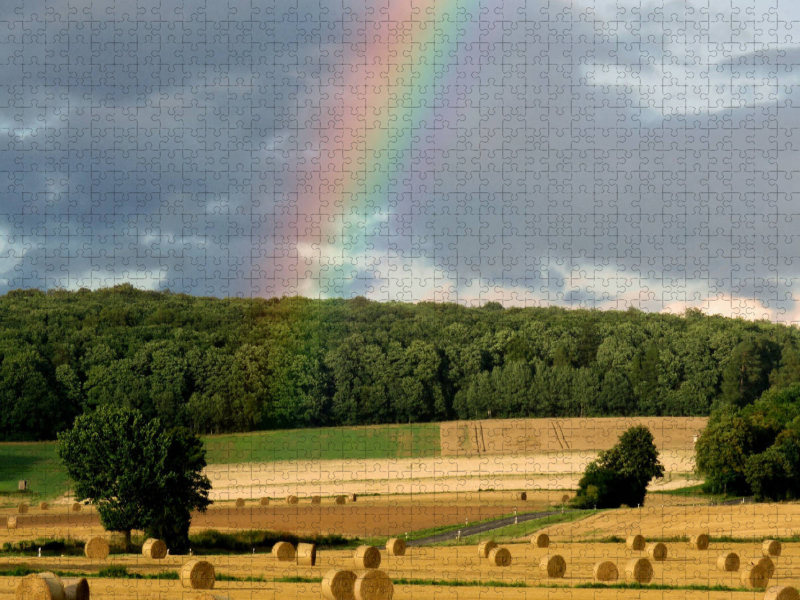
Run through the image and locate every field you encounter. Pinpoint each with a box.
[0,416,732,599]
[0,417,702,505]
[0,502,797,599]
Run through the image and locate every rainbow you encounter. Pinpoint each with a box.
[284,1,469,298]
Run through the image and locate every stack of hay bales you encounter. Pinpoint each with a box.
[626,534,646,551]
[386,538,406,557]
[717,552,740,572]
[353,546,381,569]
[689,534,709,550]
[312,496,321,504]
[16,572,66,599]
[235,498,245,508]
[273,541,296,562]
[646,542,667,561]
[181,559,216,589]
[63,577,90,600]
[287,495,299,505]
[532,533,549,548]
[142,538,168,559]
[478,541,498,558]
[538,555,566,578]
[741,558,773,588]
[85,537,110,560]
[593,561,618,582]
[763,540,782,557]
[18,503,29,514]
[322,569,357,600]
[39,502,49,511]
[625,558,653,583]
[334,496,347,505]
[260,497,270,506]
[765,586,800,600]
[488,547,512,567]
[354,570,393,600]
[71,502,82,513]
[298,543,317,566]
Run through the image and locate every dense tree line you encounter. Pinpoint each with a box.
[2,285,800,441]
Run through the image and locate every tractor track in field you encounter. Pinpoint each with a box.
[407,509,575,546]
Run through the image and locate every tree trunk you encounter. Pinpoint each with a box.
[124,529,132,552]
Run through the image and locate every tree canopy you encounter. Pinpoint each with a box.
[572,425,665,508]
[57,405,212,552]
[1,285,799,440]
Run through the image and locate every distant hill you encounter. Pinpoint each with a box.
[1,285,798,441]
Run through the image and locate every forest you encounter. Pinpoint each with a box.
[1,284,799,441]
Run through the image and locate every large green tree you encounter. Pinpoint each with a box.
[57,405,211,552]
[572,425,665,508]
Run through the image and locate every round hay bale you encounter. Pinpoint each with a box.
[234,498,245,508]
[349,493,358,502]
[142,538,168,560]
[532,533,550,548]
[7,515,17,529]
[297,543,317,566]
[334,495,347,505]
[765,586,800,600]
[690,533,709,550]
[752,557,776,579]
[16,572,65,600]
[646,542,667,561]
[39,502,49,511]
[717,552,740,572]
[763,540,782,557]
[741,561,771,588]
[353,545,381,569]
[517,492,527,501]
[322,569,357,600]
[84,537,109,560]
[561,494,570,503]
[538,554,566,578]
[593,560,619,582]
[626,534,646,551]
[287,495,299,505]
[386,538,406,556]
[625,558,653,584]
[62,577,89,600]
[354,569,393,600]
[17,503,29,514]
[488,547,512,567]
[259,497,270,506]
[311,496,321,504]
[180,559,215,590]
[272,541,295,561]
[478,540,498,558]
[71,503,82,513]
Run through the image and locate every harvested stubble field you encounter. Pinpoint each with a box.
[0,492,564,540]
[1,539,796,599]
[541,503,800,540]
[204,449,697,499]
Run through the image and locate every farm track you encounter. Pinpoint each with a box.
[407,509,569,546]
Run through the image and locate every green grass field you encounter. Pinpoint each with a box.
[203,422,441,464]
[0,442,71,501]
[0,423,441,502]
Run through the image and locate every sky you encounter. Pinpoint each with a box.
[2,0,800,323]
